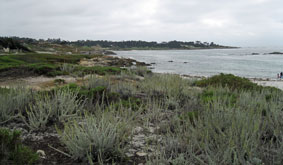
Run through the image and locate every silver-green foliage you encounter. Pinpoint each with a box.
[23,90,85,130]
[110,82,138,98]
[0,87,32,123]
[139,74,196,110]
[86,75,110,89]
[58,113,128,163]
[129,66,151,77]
[60,63,76,74]
[153,87,283,164]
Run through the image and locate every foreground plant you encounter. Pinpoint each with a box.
[0,128,38,164]
[57,112,130,163]
[150,86,283,164]
[22,90,85,130]
[0,87,32,123]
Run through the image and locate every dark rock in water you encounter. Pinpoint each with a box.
[168,60,173,62]
[184,62,188,64]
[150,62,156,65]
[137,61,150,66]
[269,52,283,55]
[103,50,117,55]
[251,53,259,55]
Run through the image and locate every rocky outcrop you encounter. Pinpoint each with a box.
[269,52,283,55]
[80,56,150,67]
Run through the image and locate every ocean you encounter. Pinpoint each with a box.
[114,47,283,79]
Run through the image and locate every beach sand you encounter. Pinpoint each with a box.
[252,79,283,90]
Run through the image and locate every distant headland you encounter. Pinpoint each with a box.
[0,36,238,52]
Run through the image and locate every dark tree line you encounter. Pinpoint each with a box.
[71,40,226,49]
[1,37,233,50]
[0,37,31,52]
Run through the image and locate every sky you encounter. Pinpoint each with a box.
[0,0,283,47]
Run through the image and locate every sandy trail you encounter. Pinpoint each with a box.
[0,76,78,90]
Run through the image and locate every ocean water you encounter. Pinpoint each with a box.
[114,47,283,79]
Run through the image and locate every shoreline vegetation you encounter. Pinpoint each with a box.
[1,37,283,164]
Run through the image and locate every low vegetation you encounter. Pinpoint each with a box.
[1,50,283,164]
[0,128,38,164]
[0,53,122,77]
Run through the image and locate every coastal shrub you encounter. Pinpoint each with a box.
[129,66,152,77]
[140,74,189,98]
[139,74,194,110]
[86,75,110,90]
[0,128,38,164]
[195,73,261,91]
[0,87,32,123]
[60,63,76,74]
[57,113,130,163]
[154,86,283,164]
[22,90,85,130]
[79,86,107,99]
[111,97,142,112]
[200,87,238,106]
[23,97,52,130]
[56,82,112,104]
[110,82,138,99]
[57,83,81,93]
[79,66,122,75]
[27,63,57,75]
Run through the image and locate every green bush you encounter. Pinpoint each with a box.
[0,53,99,76]
[79,86,107,98]
[27,63,57,75]
[200,87,238,106]
[0,128,38,164]
[57,83,81,93]
[195,73,262,91]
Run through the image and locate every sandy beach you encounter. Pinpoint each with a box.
[252,79,283,90]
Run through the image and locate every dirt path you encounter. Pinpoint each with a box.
[0,75,78,90]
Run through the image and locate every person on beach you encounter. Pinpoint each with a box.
[280,72,283,79]
[278,73,280,79]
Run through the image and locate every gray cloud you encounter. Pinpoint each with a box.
[0,0,283,46]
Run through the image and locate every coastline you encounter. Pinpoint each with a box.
[111,47,239,51]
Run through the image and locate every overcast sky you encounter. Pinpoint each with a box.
[1,0,283,46]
